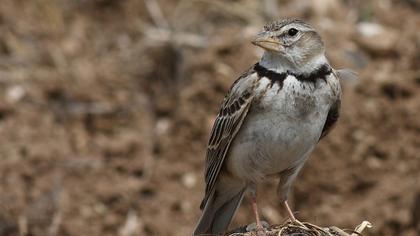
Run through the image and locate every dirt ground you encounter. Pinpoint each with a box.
[0,0,419,235]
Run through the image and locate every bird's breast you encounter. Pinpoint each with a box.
[226,74,339,182]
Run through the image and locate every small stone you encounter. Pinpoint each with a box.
[356,22,398,56]
[357,23,384,37]
[182,173,197,189]
[119,210,141,236]
[155,118,170,136]
[6,85,25,103]
[366,157,382,169]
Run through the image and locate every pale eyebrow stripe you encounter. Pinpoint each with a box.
[283,23,314,32]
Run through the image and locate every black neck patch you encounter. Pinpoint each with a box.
[254,63,332,88]
[288,64,332,82]
[254,63,287,86]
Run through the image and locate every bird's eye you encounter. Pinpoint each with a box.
[287,28,298,36]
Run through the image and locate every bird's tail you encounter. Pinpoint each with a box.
[193,188,246,236]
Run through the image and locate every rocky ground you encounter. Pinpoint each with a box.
[0,0,419,235]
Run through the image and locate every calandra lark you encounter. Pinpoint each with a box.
[193,19,347,236]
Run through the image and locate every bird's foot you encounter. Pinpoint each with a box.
[246,221,269,236]
[289,218,308,229]
[256,228,266,236]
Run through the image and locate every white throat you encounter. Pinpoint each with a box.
[259,52,329,74]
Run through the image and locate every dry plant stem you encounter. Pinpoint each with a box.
[226,221,372,236]
[351,221,372,236]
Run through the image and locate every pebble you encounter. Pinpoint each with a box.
[6,85,25,103]
[181,172,197,189]
[356,22,398,56]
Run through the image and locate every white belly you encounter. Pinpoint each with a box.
[227,75,337,182]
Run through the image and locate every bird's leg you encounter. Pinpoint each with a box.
[283,200,307,228]
[283,200,296,222]
[250,189,265,236]
[277,166,307,228]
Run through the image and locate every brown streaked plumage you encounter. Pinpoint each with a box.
[201,70,255,210]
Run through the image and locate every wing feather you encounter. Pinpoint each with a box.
[200,70,256,209]
[319,71,342,140]
[319,99,340,140]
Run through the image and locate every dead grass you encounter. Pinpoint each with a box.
[225,221,372,236]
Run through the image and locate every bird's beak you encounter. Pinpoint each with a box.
[252,33,283,52]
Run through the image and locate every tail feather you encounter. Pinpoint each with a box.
[193,188,246,236]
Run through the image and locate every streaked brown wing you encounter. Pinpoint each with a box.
[200,72,255,209]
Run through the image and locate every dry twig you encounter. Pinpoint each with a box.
[224,221,372,236]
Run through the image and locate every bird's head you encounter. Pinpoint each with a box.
[252,19,325,70]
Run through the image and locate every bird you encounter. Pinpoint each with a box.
[193,19,345,236]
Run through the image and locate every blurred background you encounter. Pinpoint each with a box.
[0,0,419,235]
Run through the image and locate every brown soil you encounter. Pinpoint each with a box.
[0,0,419,236]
